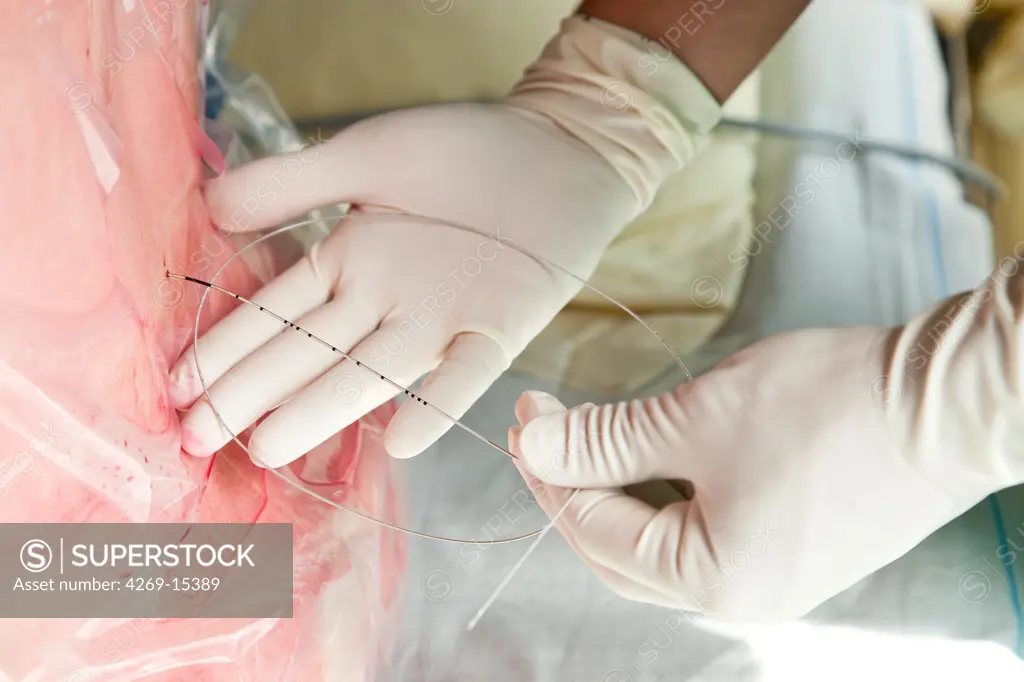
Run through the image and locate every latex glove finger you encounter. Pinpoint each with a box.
[203,127,384,234]
[248,322,434,468]
[509,397,691,610]
[515,389,690,488]
[507,399,692,606]
[509,394,673,604]
[510,454,682,610]
[384,333,510,459]
[178,294,380,457]
[521,451,704,610]
[169,255,331,407]
[512,390,714,605]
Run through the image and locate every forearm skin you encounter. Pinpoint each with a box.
[579,0,813,103]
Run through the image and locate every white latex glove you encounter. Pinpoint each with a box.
[169,17,721,465]
[509,262,1024,621]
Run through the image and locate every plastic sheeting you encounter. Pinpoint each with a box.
[0,1,403,679]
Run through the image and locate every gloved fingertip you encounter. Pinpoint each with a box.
[515,390,567,425]
[180,429,215,458]
[515,412,569,476]
[508,426,522,456]
[179,400,231,457]
[384,445,420,460]
[247,437,294,470]
[168,358,201,408]
[246,419,310,469]
[383,432,425,460]
[511,457,544,495]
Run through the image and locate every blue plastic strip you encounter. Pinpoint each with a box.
[204,71,225,121]
[989,494,1024,655]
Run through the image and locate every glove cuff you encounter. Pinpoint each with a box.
[885,257,1024,495]
[503,15,722,214]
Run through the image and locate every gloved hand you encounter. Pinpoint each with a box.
[169,16,721,465]
[509,263,1024,621]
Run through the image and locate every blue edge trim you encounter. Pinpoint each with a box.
[896,3,1024,657]
[204,71,224,121]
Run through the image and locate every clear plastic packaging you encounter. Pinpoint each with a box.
[203,0,338,254]
[0,1,403,679]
